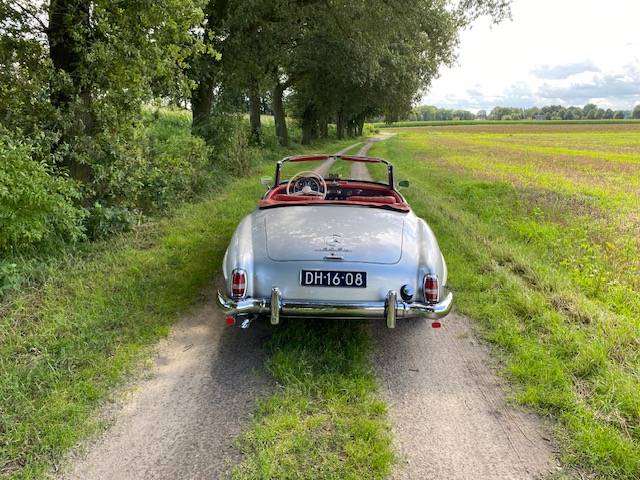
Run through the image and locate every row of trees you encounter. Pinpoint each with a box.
[486,104,636,121]
[188,0,510,146]
[0,0,510,252]
[406,103,639,122]
[1,0,511,176]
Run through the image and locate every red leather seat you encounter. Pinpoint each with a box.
[349,195,397,204]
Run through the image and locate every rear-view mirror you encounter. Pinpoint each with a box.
[261,176,272,188]
[398,180,410,188]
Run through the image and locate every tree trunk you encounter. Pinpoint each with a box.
[301,104,316,145]
[336,110,345,139]
[272,82,288,147]
[249,87,262,145]
[48,0,93,182]
[190,0,229,136]
[346,118,355,137]
[356,115,365,136]
[191,70,215,136]
[319,118,328,138]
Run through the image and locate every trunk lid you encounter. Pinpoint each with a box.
[264,205,405,264]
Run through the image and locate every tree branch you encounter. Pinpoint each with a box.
[9,0,48,33]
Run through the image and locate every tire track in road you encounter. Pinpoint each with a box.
[313,141,362,176]
[370,313,557,479]
[350,133,395,181]
[59,286,273,480]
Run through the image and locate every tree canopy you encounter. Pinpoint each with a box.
[0,0,511,253]
[189,0,512,144]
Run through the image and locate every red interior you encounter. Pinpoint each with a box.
[259,181,409,211]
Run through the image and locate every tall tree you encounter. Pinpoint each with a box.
[190,0,228,135]
[1,0,204,183]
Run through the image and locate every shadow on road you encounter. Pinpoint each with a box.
[61,283,274,480]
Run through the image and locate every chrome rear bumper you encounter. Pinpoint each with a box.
[216,287,453,328]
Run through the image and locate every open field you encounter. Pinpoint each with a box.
[369,123,640,479]
[373,119,640,128]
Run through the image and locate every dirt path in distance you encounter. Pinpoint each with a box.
[350,133,395,180]
[313,141,362,176]
[371,313,558,479]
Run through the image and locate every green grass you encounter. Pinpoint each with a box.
[0,128,381,479]
[232,320,392,480]
[373,119,640,128]
[369,124,640,479]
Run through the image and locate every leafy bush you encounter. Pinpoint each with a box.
[222,123,262,175]
[142,115,213,210]
[195,112,261,176]
[87,110,214,215]
[85,203,136,240]
[363,123,379,135]
[0,131,85,253]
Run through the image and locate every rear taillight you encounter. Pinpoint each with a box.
[231,269,247,298]
[423,274,439,304]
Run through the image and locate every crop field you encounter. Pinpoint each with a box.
[369,123,640,478]
[373,119,640,128]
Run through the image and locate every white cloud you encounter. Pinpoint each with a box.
[422,0,640,111]
[531,62,600,80]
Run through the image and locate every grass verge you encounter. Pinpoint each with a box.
[0,136,370,479]
[232,320,393,480]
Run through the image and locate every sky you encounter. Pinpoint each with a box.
[421,0,640,112]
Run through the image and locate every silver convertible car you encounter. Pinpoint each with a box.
[217,154,452,329]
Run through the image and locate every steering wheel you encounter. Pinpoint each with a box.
[286,171,327,199]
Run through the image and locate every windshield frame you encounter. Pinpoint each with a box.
[274,154,395,187]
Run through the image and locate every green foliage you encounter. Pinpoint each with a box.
[85,203,136,240]
[0,136,363,479]
[90,112,213,214]
[0,109,221,299]
[0,130,85,253]
[0,0,208,255]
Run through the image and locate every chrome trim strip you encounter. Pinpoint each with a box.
[217,289,453,321]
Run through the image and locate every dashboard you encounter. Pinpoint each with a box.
[325,185,392,200]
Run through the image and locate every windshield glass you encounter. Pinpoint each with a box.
[278,158,389,185]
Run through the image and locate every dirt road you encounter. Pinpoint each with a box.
[61,308,556,480]
[313,141,362,176]
[60,290,273,480]
[350,133,395,180]
[371,314,556,479]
